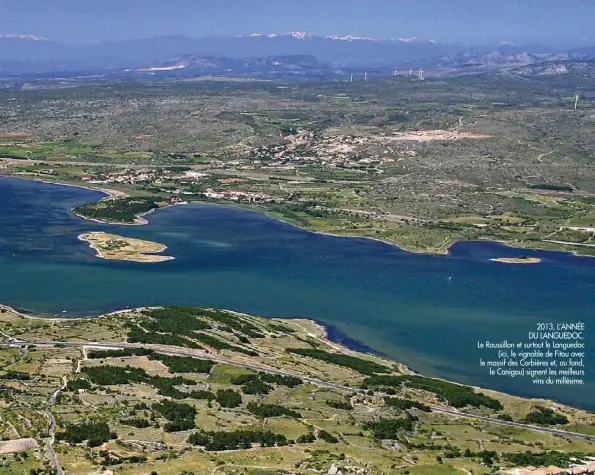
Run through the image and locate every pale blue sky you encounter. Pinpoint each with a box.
[0,0,594,45]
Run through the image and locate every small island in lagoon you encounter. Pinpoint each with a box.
[78,231,174,263]
[490,256,542,264]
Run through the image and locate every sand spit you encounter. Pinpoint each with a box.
[490,256,542,264]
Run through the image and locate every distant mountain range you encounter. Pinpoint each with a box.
[404,51,595,76]
[497,59,595,79]
[0,32,594,78]
[0,32,469,70]
[132,54,327,78]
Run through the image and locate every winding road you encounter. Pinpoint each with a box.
[2,340,595,443]
[44,376,66,475]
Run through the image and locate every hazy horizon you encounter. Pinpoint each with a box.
[1,0,595,46]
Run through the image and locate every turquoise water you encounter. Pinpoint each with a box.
[1,177,594,409]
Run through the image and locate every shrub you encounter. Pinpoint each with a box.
[287,348,390,375]
[522,407,569,426]
[247,402,301,419]
[317,430,339,444]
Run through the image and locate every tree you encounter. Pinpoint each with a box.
[215,389,242,408]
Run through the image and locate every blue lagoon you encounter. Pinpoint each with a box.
[1,177,594,409]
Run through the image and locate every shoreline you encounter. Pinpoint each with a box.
[71,208,152,226]
[482,237,595,261]
[2,176,595,411]
[215,202,595,262]
[0,301,589,415]
[22,176,157,226]
[27,177,130,200]
[9,175,595,260]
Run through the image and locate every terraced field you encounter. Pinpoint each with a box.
[0,306,594,474]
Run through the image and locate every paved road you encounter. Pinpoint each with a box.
[428,406,595,441]
[2,340,595,442]
[0,340,354,393]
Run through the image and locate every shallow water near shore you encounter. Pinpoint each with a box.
[1,176,594,409]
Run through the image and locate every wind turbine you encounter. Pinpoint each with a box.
[350,74,353,82]
[575,94,580,110]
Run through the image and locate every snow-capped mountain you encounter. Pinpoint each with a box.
[326,35,375,41]
[238,32,312,40]
[0,32,468,71]
[0,32,592,75]
[240,33,439,44]
[0,34,49,41]
[392,37,438,44]
[0,34,72,64]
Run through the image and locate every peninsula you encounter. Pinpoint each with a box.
[0,305,594,475]
[78,231,174,263]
